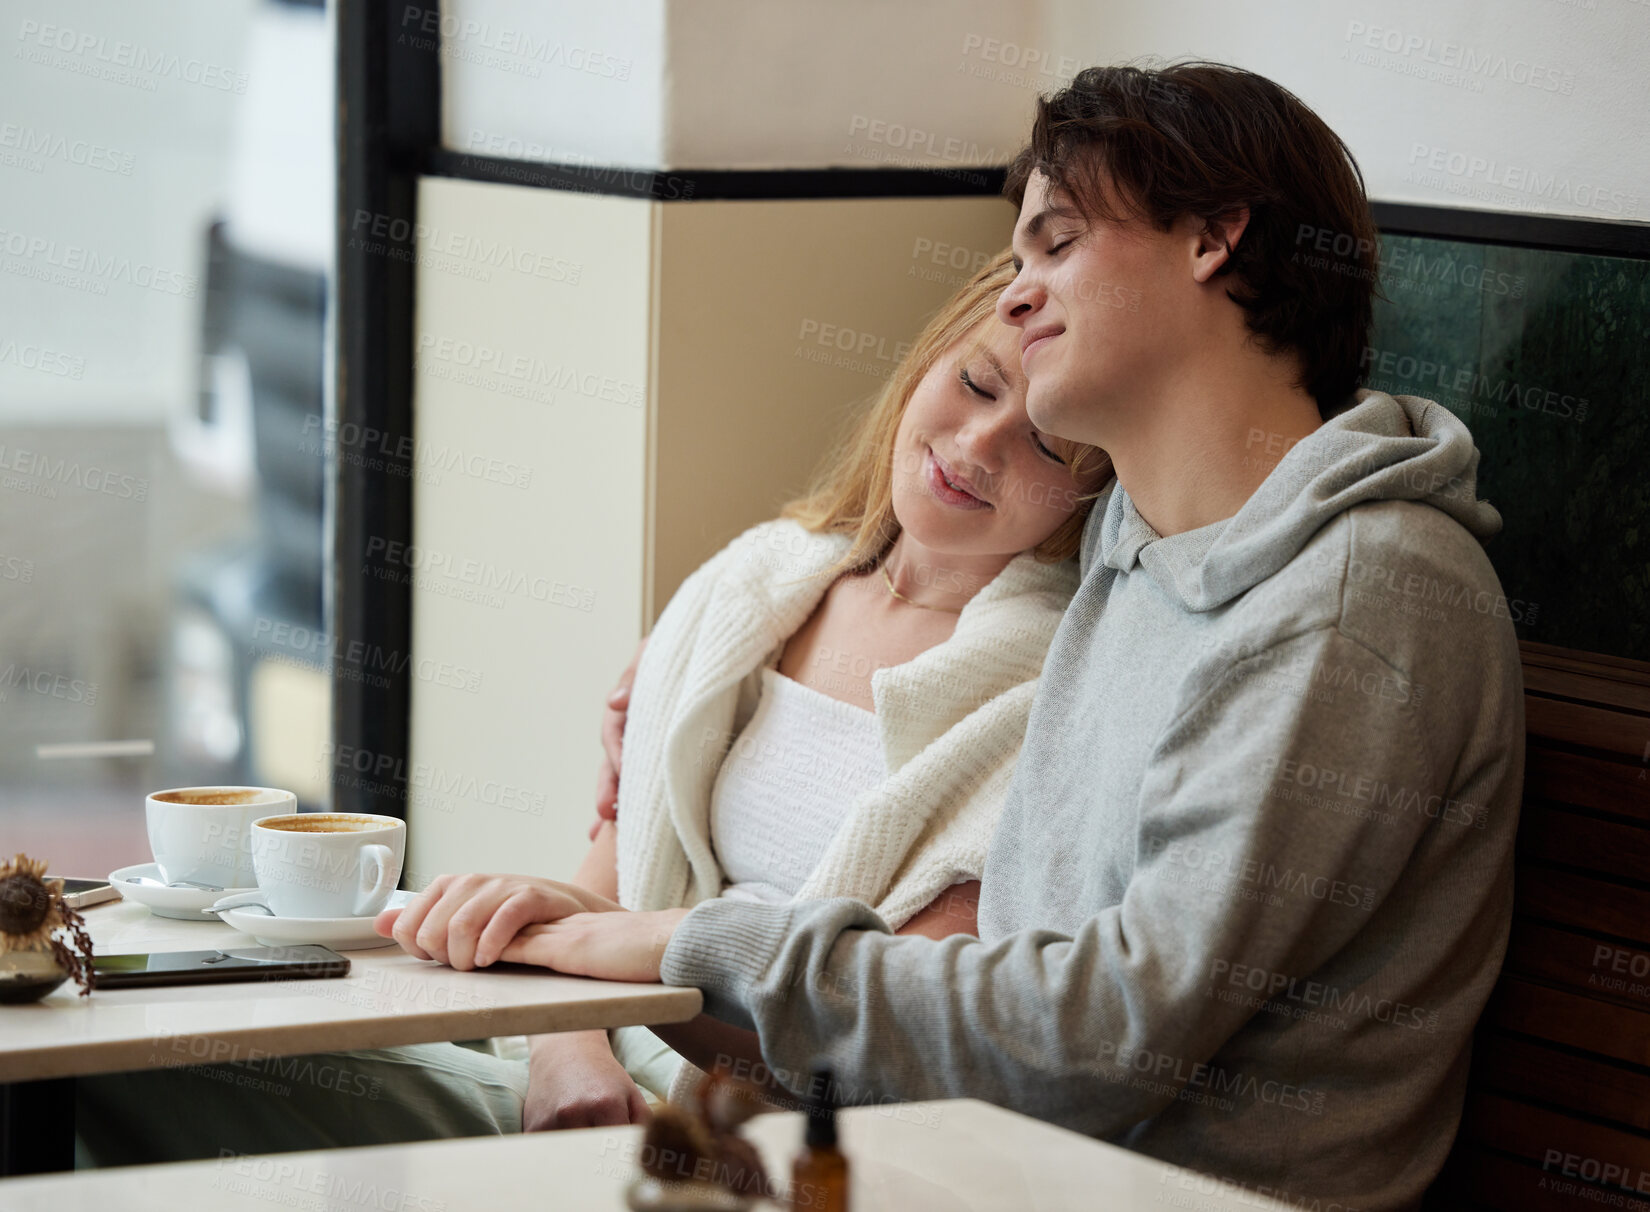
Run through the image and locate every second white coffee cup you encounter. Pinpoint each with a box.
[147,786,296,888]
[213,813,406,919]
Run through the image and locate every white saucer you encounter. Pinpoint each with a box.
[211,890,415,950]
[109,863,260,921]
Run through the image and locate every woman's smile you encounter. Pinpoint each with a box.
[926,447,992,510]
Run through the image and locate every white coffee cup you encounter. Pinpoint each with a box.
[212,813,406,919]
[146,786,296,888]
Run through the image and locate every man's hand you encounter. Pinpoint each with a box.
[499,907,691,983]
[591,638,647,841]
[373,873,619,970]
[525,1031,651,1130]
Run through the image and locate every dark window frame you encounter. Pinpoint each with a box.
[330,1,438,819]
[1372,201,1650,260]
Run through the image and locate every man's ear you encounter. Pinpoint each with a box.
[1190,207,1251,284]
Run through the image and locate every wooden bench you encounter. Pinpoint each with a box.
[1425,641,1650,1210]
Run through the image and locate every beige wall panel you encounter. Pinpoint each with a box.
[406,178,654,882]
[650,195,1016,618]
[1043,0,1648,222]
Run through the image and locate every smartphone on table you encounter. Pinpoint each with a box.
[49,877,121,909]
[91,945,350,988]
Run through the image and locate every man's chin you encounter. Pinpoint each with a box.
[1027,382,1095,446]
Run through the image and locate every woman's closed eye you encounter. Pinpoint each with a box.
[959,366,995,400]
[961,366,1064,464]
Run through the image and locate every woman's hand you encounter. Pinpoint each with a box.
[374,873,620,970]
[499,908,691,983]
[525,1031,651,1130]
[591,637,648,840]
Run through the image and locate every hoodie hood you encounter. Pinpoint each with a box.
[1093,390,1504,613]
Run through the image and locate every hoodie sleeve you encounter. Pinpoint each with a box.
[659,625,1460,1132]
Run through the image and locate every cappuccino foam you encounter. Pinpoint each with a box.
[154,789,265,806]
[260,814,388,833]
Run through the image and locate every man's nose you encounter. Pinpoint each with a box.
[996,271,1042,326]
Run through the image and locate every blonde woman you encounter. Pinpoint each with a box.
[77,252,1112,1166]
[386,249,1115,1127]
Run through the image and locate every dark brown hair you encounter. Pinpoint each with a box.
[1005,62,1379,414]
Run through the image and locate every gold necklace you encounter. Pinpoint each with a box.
[879,561,964,614]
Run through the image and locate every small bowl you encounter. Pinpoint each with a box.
[0,948,69,1004]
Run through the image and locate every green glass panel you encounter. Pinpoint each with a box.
[1366,234,1650,661]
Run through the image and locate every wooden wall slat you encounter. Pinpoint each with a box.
[1437,1148,1650,1212]
[1473,1033,1650,1130]
[1461,1097,1647,1180]
[1431,650,1650,1210]
[1525,745,1650,823]
[1485,978,1650,1066]
[1517,802,1650,883]
[1502,921,1650,1014]
[1520,641,1650,699]
[1515,867,1650,946]
[1525,694,1650,759]
[1458,1093,1650,1194]
[1522,665,1650,715]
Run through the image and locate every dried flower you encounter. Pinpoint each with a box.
[627,1066,776,1205]
[0,854,95,994]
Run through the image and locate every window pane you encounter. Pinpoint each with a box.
[1,0,333,878]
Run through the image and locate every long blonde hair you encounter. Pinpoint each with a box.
[782,248,1108,576]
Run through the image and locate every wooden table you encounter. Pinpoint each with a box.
[0,1098,1296,1210]
[0,898,701,1175]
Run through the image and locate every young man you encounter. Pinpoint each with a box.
[392,63,1524,1211]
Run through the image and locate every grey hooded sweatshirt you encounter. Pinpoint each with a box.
[661,390,1525,1212]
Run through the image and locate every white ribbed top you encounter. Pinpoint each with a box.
[615,517,1080,932]
[709,667,886,905]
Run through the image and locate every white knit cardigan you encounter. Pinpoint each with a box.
[614,517,1079,931]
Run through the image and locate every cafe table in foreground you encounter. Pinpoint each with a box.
[0,1097,1296,1210]
[0,896,702,1175]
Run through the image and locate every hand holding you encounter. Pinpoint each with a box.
[499,907,691,983]
[374,873,618,970]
